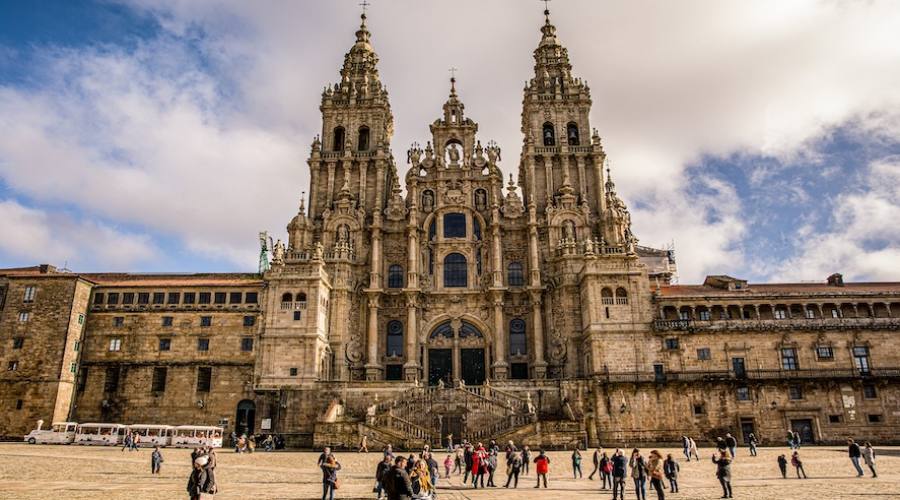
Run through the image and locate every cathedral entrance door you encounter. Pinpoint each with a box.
[460,349,485,385]
[235,400,256,436]
[441,415,463,446]
[428,349,452,386]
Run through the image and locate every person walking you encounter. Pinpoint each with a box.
[792,431,801,450]
[522,445,532,475]
[453,446,463,475]
[786,429,795,450]
[122,431,133,452]
[589,447,602,480]
[715,437,727,455]
[681,436,691,461]
[321,454,341,500]
[747,433,758,457]
[572,447,583,479]
[443,454,453,479]
[777,454,788,479]
[359,434,368,453]
[505,451,522,488]
[471,443,486,488]
[848,438,864,477]
[599,451,612,490]
[790,451,808,479]
[611,449,628,500]
[646,450,666,500]
[187,455,214,500]
[410,460,433,496]
[318,447,332,467]
[663,453,679,493]
[629,448,648,500]
[712,451,733,499]
[463,443,474,484]
[724,434,737,458]
[862,442,877,478]
[688,437,700,461]
[375,455,391,499]
[534,449,550,488]
[151,446,164,475]
[384,456,414,500]
[486,449,498,487]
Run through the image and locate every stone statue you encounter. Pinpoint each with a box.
[447,143,461,165]
[475,189,487,211]
[272,239,285,264]
[486,142,501,164]
[337,224,350,242]
[437,379,445,389]
[314,241,325,260]
[408,143,422,166]
[563,220,576,241]
[422,190,434,212]
[525,393,536,415]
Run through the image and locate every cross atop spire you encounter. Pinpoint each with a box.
[542,0,551,21]
[359,0,370,15]
[449,67,458,95]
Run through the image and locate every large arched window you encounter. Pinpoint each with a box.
[388,264,404,288]
[281,292,293,303]
[567,122,580,146]
[615,287,629,305]
[357,126,370,151]
[443,213,466,238]
[430,321,453,339]
[443,253,468,288]
[601,287,614,305]
[386,320,403,357]
[509,318,527,356]
[332,126,345,151]
[542,122,556,146]
[508,262,524,287]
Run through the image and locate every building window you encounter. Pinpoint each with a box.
[774,308,787,319]
[214,292,226,304]
[7,360,18,371]
[167,292,180,304]
[197,367,212,392]
[805,308,815,319]
[230,292,242,304]
[138,292,150,305]
[828,414,842,424]
[152,292,164,304]
[867,414,883,424]
[113,317,124,327]
[507,262,524,287]
[781,348,799,371]
[197,338,209,351]
[93,293,105,304]
[200,316,212,327]
[863,384,877,399]
[566,122,580,145]
[443,213,466,238]
[241,338,254,352]
[109,338,122,351]
[510,363,529,380]
[385,364,403,381]
[162,316,173,327]
[853,346,870,374]
[679,310,690,321]
[388,264,404,288]
[830,308,841,318]
[15,399,23,410]
[357,126,370,151]
[736,386,750,401]
[386,320,403,357]
[13,338,24,349]
[509,319,527,356]
[697,348,711,360]
[245,292,258,304]
[332,126,345,151]
[243,316,255,327]
[151,367,167,393]
[816,345,834,360]
[74,340,80,352]
[614,288,629,305]
[788,385,803,400]
[17,312,29,323]
[693,403,705,415]
[78,313,84,325]
[698,310,711,321]
[289,367,298,377]
[107,292,119,305]
[104,367,120,393]
[664,338,680,350]
[293,311,302,321]
[23,286,36,303]
[542,122,555,146]
[70,362,77,374]
[159,338,172,351]
[122,292,134,304]
[443,253,468,287]
[297,292,307,305]
[183,292,196,304]
[199,292,211,304]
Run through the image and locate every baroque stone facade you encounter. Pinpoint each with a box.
[1,10,899,447]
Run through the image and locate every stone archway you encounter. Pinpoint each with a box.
[425,318,486,386]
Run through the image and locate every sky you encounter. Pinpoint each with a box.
[0,0,899,284]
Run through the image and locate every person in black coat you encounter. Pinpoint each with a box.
[385,456,415,500]
[375,455,392,499]
[712,451,733,499]
[611,448,628,500]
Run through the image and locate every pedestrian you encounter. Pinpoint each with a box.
[663,453,679,493]
[688,437,700,461]
[187,455,214,500]
[375,455,391,499]
[747,433,758,457]
[446,433,454,452]
[384,444,395,460]
[463,443,474,484]
[425,452,439,488]
[791,451,807,479]
[725,433,737,458]
[792,431,801,449]
[443,454,453,478]
[786,429,795,450]
[572,446,583,479]
[611,448,628,500]
[230,431,238,453]
[122,431,132,452]
[646,450,665,500]
[321,454,341,500]
[151,446,164,474]
[522,445,531,475]
[410,459,433,496]
[777,454,788,479]
[533,449,550,488]
[505,451,522,488]
[486,449,498,487]
[599,451,612,490]
[862,441,877,478]
[712,450,733,499]
[681,436,691,461]
[589,446,602,479]
[629,448,648,500]
[247,435,256,454]
[318,447,332,466]
[848,438,864,477]
[453,446,463,475]
[359,434,368,453]
[132,432,141,451]
[471,443,486,488]
[715,437,727,455]
[384,456,414,500]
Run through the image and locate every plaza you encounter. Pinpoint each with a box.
[0,443,895,499]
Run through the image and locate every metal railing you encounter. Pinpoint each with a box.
[653,317,900,332]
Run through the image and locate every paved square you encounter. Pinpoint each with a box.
[0,444,896,499]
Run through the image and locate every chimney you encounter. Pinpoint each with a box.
[38,264,57,274]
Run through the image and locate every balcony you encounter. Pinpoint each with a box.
[599,367,900,384]
[653,316,900,333]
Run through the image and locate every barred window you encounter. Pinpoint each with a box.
[199,292,211,304]
[443,253,467,287]
[197,338,209,351]
[104,367,120,393]
[151,367,167,393]
[443,213,466,238]
[509,319,527,356]
[138,293,150,305]
[23,286,35,303]
[167,292,180,304]
[507,262,524,287]
[816,345,833,360]
[781,348,799,371]
[386,320,403,357]
[122,292,134,304]
[388,264,404,289]
[697,348,711,360]
[152,292,164,304]
[197,367,212,392]
[183,292,196,304]
[107,293,119,305]
[736,386,750,401]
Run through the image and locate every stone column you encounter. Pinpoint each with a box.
[326,160,336,207]
[492,293,508,379]
[452,334,461,384]
[594,155,605,217]
[308,161,320,217]
[364,295,382,380]
[531,291,547,379]
[576,156,586,200]
[404,295,419,381]
[358,160,368,209]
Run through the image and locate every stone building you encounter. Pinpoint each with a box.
[1,9,898,447]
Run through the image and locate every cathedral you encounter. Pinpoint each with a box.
[1,9,898,448]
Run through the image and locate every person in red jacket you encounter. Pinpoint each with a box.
[472,443,487,488]
[534,449,551,488]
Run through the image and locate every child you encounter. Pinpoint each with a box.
[151,446,163,474]
[777,454,788,479]
[534,449,550,488]
[791,451,808,479]
[444,454,453,478]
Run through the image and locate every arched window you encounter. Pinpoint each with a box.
[567,122,580,146]
[508,262,524,287]
[601,288,614,305]
[443,253,467,288]
[386,320,403,357]
[460,320,483,338]
[388,264,404,288]
[542,122,556,146]
[281,292,293,303]
[443,213,466,238]
[615,287,628,305]
[509,318,527,356]
[332,126,345,151]
[357,126,370,151]
[430,321,453,339]
[297,292,308,304]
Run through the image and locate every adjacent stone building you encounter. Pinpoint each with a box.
[1,9,898,447]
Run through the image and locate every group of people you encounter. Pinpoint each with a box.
[229,432,284,453]
[186,446,218,499]
[120,430,142,451]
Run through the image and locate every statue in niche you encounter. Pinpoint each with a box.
[337,224,350,243]
[474,189,487,211]
[563,220,576,241]
[422,190,435,212]
[447,143,461,165]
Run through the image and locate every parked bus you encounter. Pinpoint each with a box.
[171,425,224,448]
[24,422,77,444]
[74,423,127,446]
[127,424,174,447]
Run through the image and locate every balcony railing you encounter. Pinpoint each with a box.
[600,367,900,384]
[653,317,900,332]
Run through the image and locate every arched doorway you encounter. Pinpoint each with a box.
[426,319,486,386]
[235,400,256,436]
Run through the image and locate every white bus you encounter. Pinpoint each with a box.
[171,425,224,448]
[24,422,77,444]
[127,424,174,447]
[74,423,127,446]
